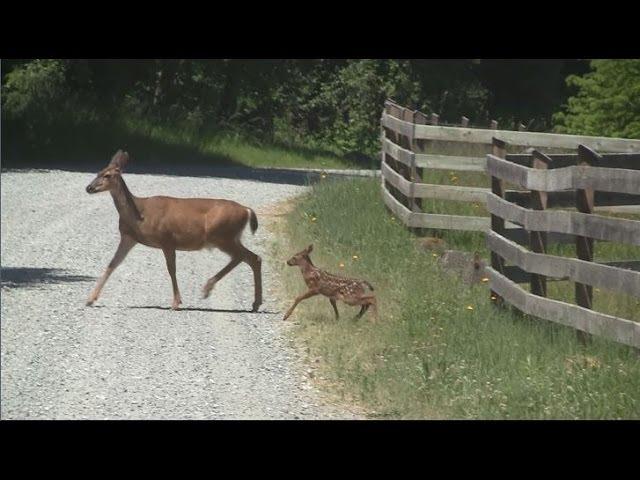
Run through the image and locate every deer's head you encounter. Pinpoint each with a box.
[86,150,129,194]
[287,244,313,266]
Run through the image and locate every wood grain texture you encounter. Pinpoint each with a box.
[381,185,489,231]
[486,154,640,194]
[486,267,640,349]
[382,111,640,152]
[486,193,640,245]
[487,231,640,297]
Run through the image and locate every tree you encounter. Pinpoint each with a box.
[553,60,640,139]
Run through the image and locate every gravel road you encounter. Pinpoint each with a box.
[1,167,361,420]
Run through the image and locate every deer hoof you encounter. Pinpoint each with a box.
[202,283,215,299]
[86,298,95,307]
[252,301,261,313]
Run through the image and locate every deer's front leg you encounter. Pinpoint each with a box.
[283,290,319,321]
[163,247,182,310]
[86,234,137,306]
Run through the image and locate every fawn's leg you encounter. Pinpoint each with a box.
[356,304,370,319]
[283,290,318,321]
[329,299,340,319]
[162,247,182,310]
[86,234,137,306]
[353,296,377,322]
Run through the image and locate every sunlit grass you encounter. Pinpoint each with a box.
[274,177,640,419]
[121,117,359,170]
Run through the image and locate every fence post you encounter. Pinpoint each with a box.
[383,100,405,207]
[530,150,551,297]
[412,111,429,219]
[518,123,526,132]
[461,116,469,128]
[490,137,507,305]
[575,144,599,344]
[490,120,498,130]
[430,113,439,126]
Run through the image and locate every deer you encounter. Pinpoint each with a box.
[84,150,262,312]
[283,244,378,322]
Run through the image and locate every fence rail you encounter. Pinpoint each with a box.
[380,99,640,348]
[486,140,640,349]
[380,99,640,237]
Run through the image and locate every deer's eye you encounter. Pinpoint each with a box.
[104,174,111,179]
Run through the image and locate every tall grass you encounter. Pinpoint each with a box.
[274,177,640,419]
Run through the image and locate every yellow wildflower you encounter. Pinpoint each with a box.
[311,217,317,222]
[481,277,489,283]
[466,305,474,311]
[339,262,345,268]
[352,255,359,260]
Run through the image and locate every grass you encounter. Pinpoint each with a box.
[2,114,363,171]
[272,177,640,419]
[120,117,363,170]
[414,168,640,321]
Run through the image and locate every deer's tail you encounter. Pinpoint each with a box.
[247,208,259,234]
[363,281,375,291]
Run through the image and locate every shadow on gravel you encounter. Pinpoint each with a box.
[129,305,279,314]
[1,267,95,289]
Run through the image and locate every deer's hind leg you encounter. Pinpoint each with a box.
[202,240,262,312]
[237,242,262,312]
[202,255,242,299]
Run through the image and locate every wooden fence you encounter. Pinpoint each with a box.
[380,99,640,234]
[380,99,640,348]
[486,141,640,348]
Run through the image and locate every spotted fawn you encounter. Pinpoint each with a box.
[283,244,378,322]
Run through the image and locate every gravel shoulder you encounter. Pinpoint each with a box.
[1,168,362,419]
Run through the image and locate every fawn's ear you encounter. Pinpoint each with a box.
[306,244,314,254]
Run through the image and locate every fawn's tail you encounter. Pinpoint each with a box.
[363,281,375,291]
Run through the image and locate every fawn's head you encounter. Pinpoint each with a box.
[286,244,313,266]
[86,150,129,194]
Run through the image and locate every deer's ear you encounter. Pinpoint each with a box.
[110,150,130,170]
[306,244,314,253]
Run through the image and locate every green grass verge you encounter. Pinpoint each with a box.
[120,117,362,170]
[273,177,640,419]
[2,115,363,170]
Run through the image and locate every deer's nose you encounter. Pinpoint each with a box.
[86,185,94,193]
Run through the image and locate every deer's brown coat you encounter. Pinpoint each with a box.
[85,150,262,311]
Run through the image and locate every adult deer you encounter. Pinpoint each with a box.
[85,150,262,311]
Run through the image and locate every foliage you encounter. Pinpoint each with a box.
[554,60,640,139]
[2,59,592,162]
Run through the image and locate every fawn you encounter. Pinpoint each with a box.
[283,244,378,322]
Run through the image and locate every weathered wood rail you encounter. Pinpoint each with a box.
[380,99,640,348]
[380,99,640,235]
[486,141,640,349]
